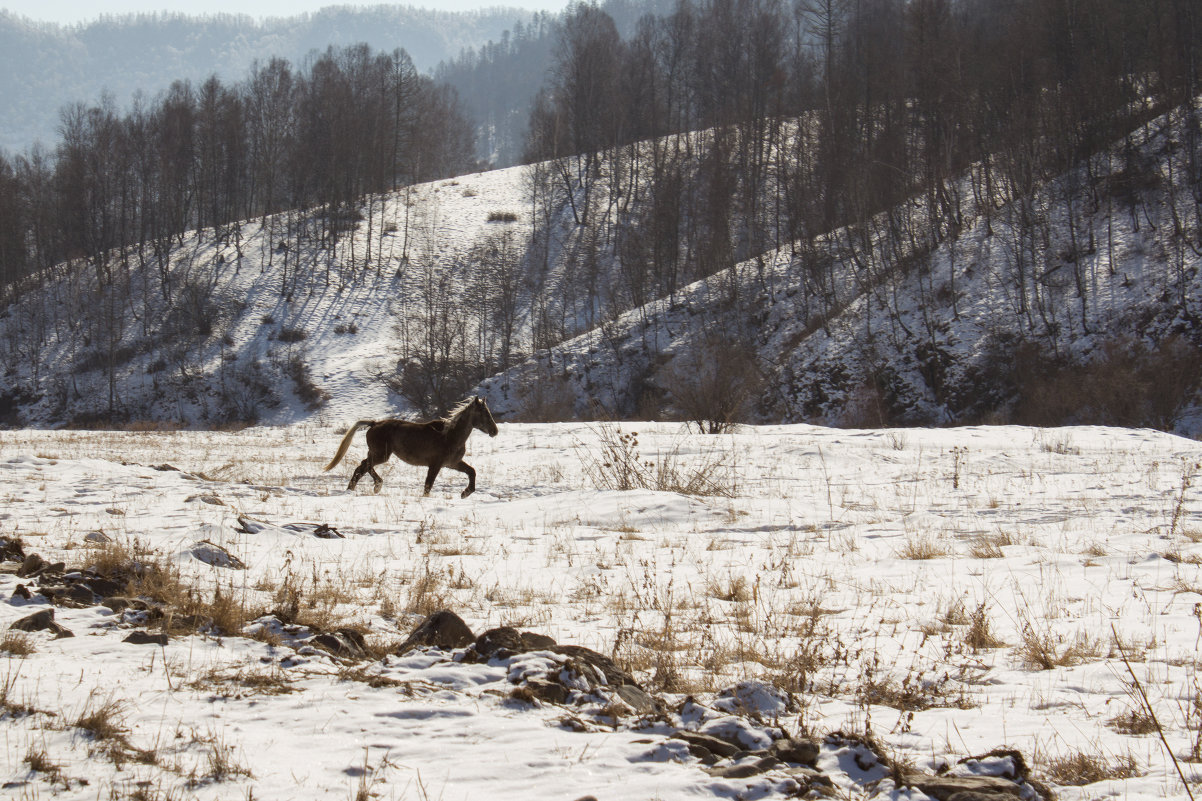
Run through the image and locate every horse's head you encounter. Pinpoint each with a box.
[471,396,499,437]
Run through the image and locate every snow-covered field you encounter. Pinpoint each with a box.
[2,421,1201,799]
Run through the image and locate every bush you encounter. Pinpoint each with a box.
[285,354,328,412]
[958,334,1202,431]
[487,210,519,223]
[658,329,764,433]
[578,424,738,497]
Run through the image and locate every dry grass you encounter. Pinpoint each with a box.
[1016,624,1103,671]
[405,566,451,617]
[184,730,254,786]
[0,631,36,656]
[188,665,296,698]
[579,425,738,497]
[964,602,1005,652]
[72,692,158,767]
[74,695,129,744]
[24,746,64,785]
[896,533,950,560]
[83,541,262,637]
[1044,751,1139,785]
[1108,708,1158,735]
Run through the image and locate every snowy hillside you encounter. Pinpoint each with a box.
[0,169,535,428]
[480,101,1202,437]
[3,100,1201,434]
[2,422,1201,799]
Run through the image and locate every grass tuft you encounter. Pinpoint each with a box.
[1044,751,1139,785]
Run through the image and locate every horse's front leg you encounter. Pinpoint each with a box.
[450,460,476,498]
[423,464,441,495]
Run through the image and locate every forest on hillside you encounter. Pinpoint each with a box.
[513,0,1200,319]
[0,44,473,297]
[0,0,1200,430]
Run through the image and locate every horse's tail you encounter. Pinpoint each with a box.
[323,420,374,472]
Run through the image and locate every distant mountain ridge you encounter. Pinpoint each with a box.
[0,5,533,152]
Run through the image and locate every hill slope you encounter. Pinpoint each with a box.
[2,101,1201,436]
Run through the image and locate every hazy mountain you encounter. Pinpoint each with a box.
[0,5,534,152]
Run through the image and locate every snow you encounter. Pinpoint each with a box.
[1,421,1201,799]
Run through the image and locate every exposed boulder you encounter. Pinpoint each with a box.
[123,631,169,646]
[187,540,246,569]
[10,608,73,638]
[396,609,475,653]
[312,628,369,659]
[899,774,1028,801]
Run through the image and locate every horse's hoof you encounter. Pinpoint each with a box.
[461,488,474,499]
[373,485,382,495]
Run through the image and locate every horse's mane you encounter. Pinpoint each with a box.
[440,397,475,426]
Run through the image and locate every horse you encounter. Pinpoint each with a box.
[324,396,499,498]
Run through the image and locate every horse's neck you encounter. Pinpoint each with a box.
[445,409,475,444]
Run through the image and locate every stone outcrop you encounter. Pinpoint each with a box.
[384,610,1047,801]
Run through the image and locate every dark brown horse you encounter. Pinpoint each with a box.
[324,396,499,497]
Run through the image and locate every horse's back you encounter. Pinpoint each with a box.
[369,418,448,466]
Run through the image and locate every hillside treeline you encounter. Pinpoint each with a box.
[518,0,1201,340]
[0,44,474,299]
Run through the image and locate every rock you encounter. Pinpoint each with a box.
[954,749,1031,781]
[470,626,525,660]
[11,584,31,600]
[707,757,780,779]
[187,540,246,569]
[771,737,821,766]
[10,609,55,631]
[614,684,657,714]
[311,629,368,659]
[16,553,45,578]
[520,631,557,650]
[10,608,72,637]
[525,678,570,704]
[551,644,638,687]
[901,773,1028,800]
[83,531,112,544]
[671,730,743,759]
[312,523,343,539]
[396,610,475,654]
[81,574,124,598]
[56,583,98,607]
[123,631,168,646]
[714,681,796,718]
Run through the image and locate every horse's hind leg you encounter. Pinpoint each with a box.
[450,460,477,498]
[348,458,371,491]
[350,444,388,493]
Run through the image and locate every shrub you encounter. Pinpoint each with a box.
[579,424,738,497]
[658,329,765,433]
[487,210,519,222]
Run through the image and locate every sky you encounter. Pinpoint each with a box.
[0,0,570,24]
